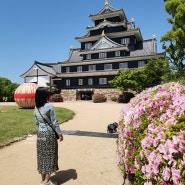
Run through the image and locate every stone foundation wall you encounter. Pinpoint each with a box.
[61,88,122,101]
[61,89,77,101]
[94,88,121,101]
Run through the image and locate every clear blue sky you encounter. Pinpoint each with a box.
[0,0,171,84]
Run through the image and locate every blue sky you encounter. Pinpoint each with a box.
[0,0,171,84]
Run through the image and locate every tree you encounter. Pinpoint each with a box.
[0,77,19,101]
[46,82,59,95]
[144,58,172,84]
[161,0,185,77]
[109,59,170,93]
[109,68,147,93]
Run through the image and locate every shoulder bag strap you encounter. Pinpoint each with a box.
[37,108,56,133]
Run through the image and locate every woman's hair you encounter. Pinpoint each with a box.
[35,87,50,108]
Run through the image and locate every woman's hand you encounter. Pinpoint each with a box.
[59,135,63,142]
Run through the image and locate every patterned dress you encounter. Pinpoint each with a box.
[34,103,62,174]
[37,130,59,174]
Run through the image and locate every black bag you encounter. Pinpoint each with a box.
[107,122,118,133]
[37,108,59,140]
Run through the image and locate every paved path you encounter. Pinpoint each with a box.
[0,102,128,185]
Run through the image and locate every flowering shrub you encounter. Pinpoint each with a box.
[117,82,185,185]
[93,93,107,103]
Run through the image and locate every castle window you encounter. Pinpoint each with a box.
[88,78,93,85]
[104,64,112,70]
[66,79,70,86]
[115,51,120,57]
[77,66,82,72]
[99,78,107,84]
[121,38,130,45]
[138,61,145,68]
[119,62,128,69]
[89,65,96,71]
[78,79,83,85]
[86,54,91,60]
[85,43,92,50]
[99,52,107,58]
[66,67,70,73]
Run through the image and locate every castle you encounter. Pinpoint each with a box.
[21,1,164,101]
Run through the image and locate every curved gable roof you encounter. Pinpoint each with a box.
[89,2,128,22]
[90,35,125,50]
[98,4,117,14]
[20,61,57,77]
[86,20,126,32]
[64,48,83,63]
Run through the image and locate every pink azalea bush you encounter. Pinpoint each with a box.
[117,82,185,185]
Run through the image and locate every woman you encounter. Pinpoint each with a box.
[34,87,63,185]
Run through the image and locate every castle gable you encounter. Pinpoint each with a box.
[90,36,123,50]
[98,4,117,14]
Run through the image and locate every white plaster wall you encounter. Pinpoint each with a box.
[24,69,50,87]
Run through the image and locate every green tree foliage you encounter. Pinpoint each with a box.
[116,68,146,93]
[46,82,59,95]
[109,59,170,93]
[161,0,185,76]
[0,77,19,101]
[109,68,146,93]
[144,58,172,84]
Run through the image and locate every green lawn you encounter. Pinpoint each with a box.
[0,105,75,148]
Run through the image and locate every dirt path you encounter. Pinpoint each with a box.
[0,101,128,185]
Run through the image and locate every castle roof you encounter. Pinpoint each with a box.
[20,61,58,78]
[86,20,127,32]
[89,3,128,22]
[63,39,164,64]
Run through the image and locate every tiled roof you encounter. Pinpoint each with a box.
[66,48,83,63]
[97,4,117,14]
[35,61,57,75]
[52,63,62,74]
[90,35,125,50]
[65,39,161,63]
[20,61,57,77]
[130,39,155,57]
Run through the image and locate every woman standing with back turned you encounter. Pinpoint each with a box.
[34,87,63,185]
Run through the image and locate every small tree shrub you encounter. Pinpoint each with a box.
[49,94,63,102]
[117,82,185,185]
[93,93,107,103]
[111,96,117,102]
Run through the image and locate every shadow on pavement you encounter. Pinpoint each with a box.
[62,130,118,138]
[51,169,77,185]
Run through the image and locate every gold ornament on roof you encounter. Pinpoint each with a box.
[102,30,105,36]
[105,0,109,5]
[153,35,156,39]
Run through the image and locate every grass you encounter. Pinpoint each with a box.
[0,105,75,148]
